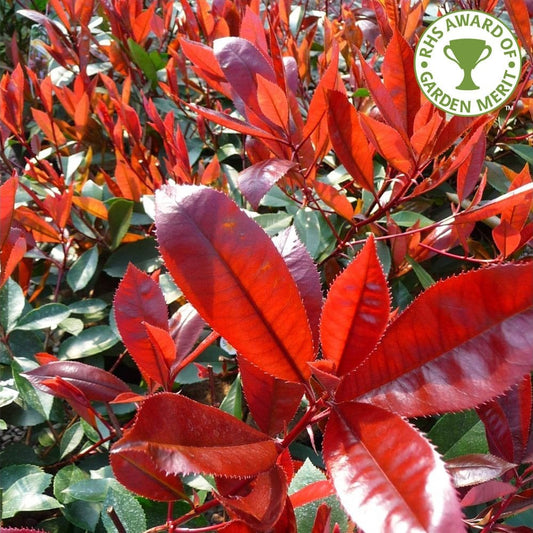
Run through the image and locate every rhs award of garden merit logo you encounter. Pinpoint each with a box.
[414,10,521,117]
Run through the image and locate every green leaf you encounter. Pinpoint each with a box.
[0,383,19,407]
[67,247,99,292]
[59,317,84,335]
[253,212,293,236]
[63,478,113,502]
[0,464,61,518]
[68,298,107,315]
[219,375,243,418]
[63,501,102,532]
[128,39,158,85]
[102,487,147,533]
[54,464,89,504]
[13,358,55,421]
[389,211,434,228]
[58,326,119,359]
[405,255,435,289]
[107,198,134,250]
[0,278,25,333]
[59,421,85,459]
[428,410,489,459]
[103,238,162,278]
[508,144,533,165]
[288,459,348,532]
[15,303,71,331]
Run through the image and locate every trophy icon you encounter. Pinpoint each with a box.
[443,39,492,90]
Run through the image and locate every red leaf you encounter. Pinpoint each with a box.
[0,228,26,289]
[323,402,463,533]
[359,113,414,175]
[14,206,61,243]
[454,182,533,225]
[183,101,281,142]
[236,159,296,209]
[313,181,354,221]
[155,185,315,383]
[320,235,390,376]
[238,355,303,436]
[0,175,17,248]
[289,480,335,508]
[216,465,287,531]
[178,38,229,96]
[359,53,407,140]
[477,375,532,463]
[303,41,343,161]
[256,75,290,133]
[446,454,516,488]
[503,0,532,52]
[382,30,420,137]
[272,226,322,350]
[111,392,278,477]
[213,37,276,119]
[311,503,332,533]
[493,166,533,256]
[327,91,374,192]
[456,134,486,203]
[22,360,131,403]
[41,377,97,426]
[169,303,206,364]
[114,264,171,389]
[110,450,186,502]
[461,480,516,508]
[337,262,533,417]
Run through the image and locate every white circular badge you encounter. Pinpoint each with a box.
[414,10,521,116]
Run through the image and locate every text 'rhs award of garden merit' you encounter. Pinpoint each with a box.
[414,10,521,117]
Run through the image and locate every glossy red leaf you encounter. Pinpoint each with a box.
[289,480,335,508]
[40,377,97,427]
[327,91,374,192]
[0,175,18,248]
[22,360,130,403]
[503,0,532,52]
[111,393,278,477]
[303,41,342,160]
[323,402,463,533]
[110,449,186,501]
[236,159,296,210]
[359,113,414,175]
[272,226,322,349]
[313,181,354,221]
[216,465,287,531]
[183,101,281,142]
[493,166,533,257]
[213,37,276,120]
[382,30,420,137]
[320,235,390,376]
[446,454,516,488]
[477,375,532,463]
[453,182,533,225]
[14,206,61,243]
[155,184,315,383]
[238,355,303,436]
[337,262,533,417]
[169,303,205,363]
[311,503,332,533]
[114,264,171,388]
[359,53,407,140]
[256,74,290,133]
[461,480,516,508]
[0,228,26,289]
[456,134,486,203]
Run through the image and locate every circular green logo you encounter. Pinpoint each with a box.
[414,10,521,116]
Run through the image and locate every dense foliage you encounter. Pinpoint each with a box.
[0,0,533,531]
